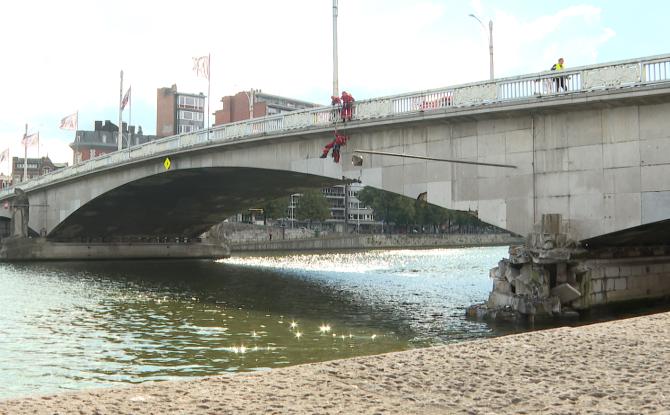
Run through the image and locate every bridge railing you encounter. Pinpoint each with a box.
[2,53,670,199]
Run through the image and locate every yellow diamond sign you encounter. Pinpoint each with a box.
[164,157,171,170]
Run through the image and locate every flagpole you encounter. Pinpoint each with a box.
[129,87,132,145]
[118,70,123,151]
[23,123,27,182]
[75,111,79,165]
[207,53,211,141]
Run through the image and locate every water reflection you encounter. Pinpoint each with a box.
[0,247,507,399]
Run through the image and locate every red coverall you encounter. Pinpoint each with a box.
[320,132,349,163]
[340,91,354,121]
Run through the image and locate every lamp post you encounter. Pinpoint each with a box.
[332,0,339,98]
[357,198,360,233]
[468,14,494,80]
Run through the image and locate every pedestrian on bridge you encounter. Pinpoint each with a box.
[551,57,567,92]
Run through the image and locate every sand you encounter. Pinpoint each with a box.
[1,312,669,414]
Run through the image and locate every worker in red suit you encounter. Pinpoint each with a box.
[320,132,349,163]
[340,91,354,121]
[331,95,342,123]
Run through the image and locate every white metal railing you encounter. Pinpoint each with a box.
[2,53,670,199]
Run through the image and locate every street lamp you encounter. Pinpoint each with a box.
[469,14,494,81]
[332,0,339,97]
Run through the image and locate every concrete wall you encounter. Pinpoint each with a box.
[574,257,670,308]
[0,237,230,261]
[342,100,670,241]
[230,233,522,252]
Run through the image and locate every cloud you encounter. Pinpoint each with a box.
[492,4,615,74]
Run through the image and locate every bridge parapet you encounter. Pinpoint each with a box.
[1,53,669,200]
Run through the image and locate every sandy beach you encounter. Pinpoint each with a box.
[1,311,669,414]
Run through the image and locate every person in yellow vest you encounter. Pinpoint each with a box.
[551,57,566,92]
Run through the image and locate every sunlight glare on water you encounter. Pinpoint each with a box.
[0,246,508,399]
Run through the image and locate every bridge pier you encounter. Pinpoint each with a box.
[468,215,670,320]
[0,237,230,261]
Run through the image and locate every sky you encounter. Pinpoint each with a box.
[0,0,668,174]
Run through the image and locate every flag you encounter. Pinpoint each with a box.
[0,148,8,163]
[60,112,78,130]
[121,86,131,110]
[192,55,210,80]
[22,132,39,147]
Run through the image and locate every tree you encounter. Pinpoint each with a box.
[357,187,415,231]
[262,197,288,221]
[357,187,393,222]
[295,190,330,223]
[357,186,494,233]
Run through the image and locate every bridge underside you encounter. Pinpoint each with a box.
[49,167,341,241]
[581,219,670,249]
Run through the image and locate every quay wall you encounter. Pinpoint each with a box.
[229,233,522,252]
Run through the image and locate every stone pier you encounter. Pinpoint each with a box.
[469,214,670,320]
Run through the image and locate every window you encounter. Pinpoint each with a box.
[179,125,193,134]
[178,96,205,110]
[179,110,203,121]
[90,149,97,158]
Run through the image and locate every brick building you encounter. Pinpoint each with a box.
[156,85,206,138]
[11,156,66,183]
[213,90,319,125]
[69,120,156,164]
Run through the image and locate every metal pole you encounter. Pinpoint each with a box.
[75,111,79,165]
[489,20,494,80]
[129,86,132,145]
[353,149,517,169]
[23,123,27,182]
[248,89,254,119]
[332,0,339,97]
[118,70,123,151]
[344,182,349,232]
[207,53,211,140]
[469,14,494,81]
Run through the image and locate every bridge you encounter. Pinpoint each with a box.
[2,53,670,316]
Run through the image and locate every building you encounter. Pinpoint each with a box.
[11,156,66,183]
[213,90,319,125]
[156,85,206,138]
[285,183,377,232]
[69,120,156,164]
[0,173,11,189]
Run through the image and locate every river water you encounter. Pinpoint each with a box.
[0,246,604,399]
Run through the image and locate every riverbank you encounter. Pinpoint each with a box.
[230,233,522,252]
[206,222,523,252]
[2,311,668,414]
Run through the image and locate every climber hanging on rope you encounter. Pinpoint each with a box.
[320,131,349,163]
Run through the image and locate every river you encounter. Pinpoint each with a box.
[0,245,644,400]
